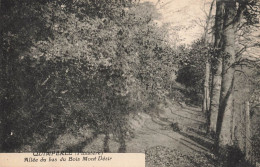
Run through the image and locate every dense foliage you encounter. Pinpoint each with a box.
[175,41,214,105]
[1,0,178,152]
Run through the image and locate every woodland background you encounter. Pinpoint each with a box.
[1,0,260,166]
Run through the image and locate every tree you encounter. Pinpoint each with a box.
[200,0,215,132]
[208,0,224,135]
[213,0,259,149]
[215,0,237,147]
[1,0,177,152]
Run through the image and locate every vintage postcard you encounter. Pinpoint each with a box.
[1,0,260,166]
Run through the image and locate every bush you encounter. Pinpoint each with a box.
[1,0,178,152]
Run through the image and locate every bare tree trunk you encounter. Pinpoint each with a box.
[209,61,222,134]
[205,59,211,132]
[203,60,211,113]
[103,131,110,152]
[118,125,126,153]
[209,0,224,135]
[215,0,236,147]
[245,101,251,161]
[204,0,215,133]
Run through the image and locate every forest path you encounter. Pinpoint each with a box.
[127,102,213,154]
[125,101,218,166]
[55,100,218,166]
[80,100,217,166]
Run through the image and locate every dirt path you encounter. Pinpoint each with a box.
[54,101,218,166]
[127,105,212,154]
[125,102,218,166]
[79,101,217,166]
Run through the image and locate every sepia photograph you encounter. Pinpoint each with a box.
[1,0,260,166]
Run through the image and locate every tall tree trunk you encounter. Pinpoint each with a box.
[209,60,222,134]
[203,0,215,132]
[245,101,252,162]
[215,0,236,147]
[203,60,210,113]
[209,0,224,134]
[205,59,211,133]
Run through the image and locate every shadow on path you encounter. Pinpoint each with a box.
[178,130,214,151]
[169,109,206,124]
